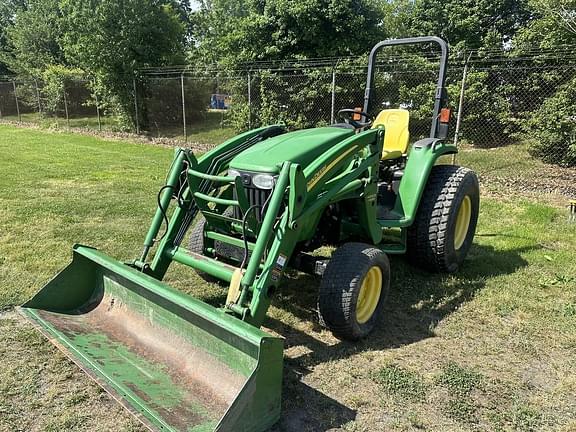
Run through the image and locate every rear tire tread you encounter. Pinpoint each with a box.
[407,165,479,273]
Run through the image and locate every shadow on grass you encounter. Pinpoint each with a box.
[270,377,356,432]
[270,242,534,362]
[264,242,535,431]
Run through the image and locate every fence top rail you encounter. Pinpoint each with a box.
[136,44,576,75]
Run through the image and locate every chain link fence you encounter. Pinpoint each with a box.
[0,78,120,130]
[1,47,575,198]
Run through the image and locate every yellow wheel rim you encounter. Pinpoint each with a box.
[454,195,472,250]
[356,266,382,324]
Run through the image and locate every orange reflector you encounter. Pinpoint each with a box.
[353,107,362,121]
[440,107,451,123]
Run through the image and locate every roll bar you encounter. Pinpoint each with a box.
[362,36,449,139]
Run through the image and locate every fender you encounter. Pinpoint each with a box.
[386,138,458,227]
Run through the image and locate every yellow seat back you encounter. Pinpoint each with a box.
[372,109,410,159]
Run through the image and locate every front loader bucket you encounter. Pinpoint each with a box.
[20,245,283,432]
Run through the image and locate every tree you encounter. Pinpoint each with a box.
[523,76,576,166]
[60,0,187,128]
[0,0,27,75]
[533,0,576,36]
[191,0,386,65]
[1,0,65,77]
[409,0,532,50]
[515,0,576,47]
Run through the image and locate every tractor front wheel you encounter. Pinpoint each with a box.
[188,212,243,283]
[407,165,479,273]
[318,243,390,341]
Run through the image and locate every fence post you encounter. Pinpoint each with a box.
[94,84,102,132]
[62,82,70,128]
[181,73,187,142]
[330,67,337,124]
[247,71,252,129]
[12,81,21,122]
[34,79,42,114]
[133,77,140,134]
[453,52,472,164]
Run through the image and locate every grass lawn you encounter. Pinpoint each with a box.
[0,124,575,431]
[147,110,237,145]
[1,112,123,131]
[2,110,238,146]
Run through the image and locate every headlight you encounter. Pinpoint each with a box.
[228,169,241,178]
[252,174,276,189]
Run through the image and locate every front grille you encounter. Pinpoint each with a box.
[233,186,272,222]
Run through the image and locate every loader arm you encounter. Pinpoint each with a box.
[129,126,384,329]
[20,124,291,432]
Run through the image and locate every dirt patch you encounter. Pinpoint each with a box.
[479,164,576,199]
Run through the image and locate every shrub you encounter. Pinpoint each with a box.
[523,77,576,166]
[41,65,84,116]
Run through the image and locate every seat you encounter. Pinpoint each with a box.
[371,109,410,160]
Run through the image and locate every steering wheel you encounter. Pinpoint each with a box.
[338,109,373,129]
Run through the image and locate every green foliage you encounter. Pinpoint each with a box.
[144,77,212,132]
[1,0,187,129]
[0,0,27,75]
[516,0,576,48]
[409,0,532,50]
[2,0,65,77]
[523,77,576,166]
[40,65,84,115]
[374,364,427,401]
[258,69,333,129]
[510,404,543,431]
[435,363,483,424]
[445,398,478,423]
[227,99,251,131]
[60,0,187,130]
[436,362,483,396]
[458,70,515,147]
[227,67,337,131]
[191,0,386,65]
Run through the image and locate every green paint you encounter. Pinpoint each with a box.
[229,127,353,173]
[21,246,283,432]
[69,332,215,427]
[386,142,458,227]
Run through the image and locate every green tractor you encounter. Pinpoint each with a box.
[21,37,479,431]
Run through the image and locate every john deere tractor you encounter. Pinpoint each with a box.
[21,37,479,431]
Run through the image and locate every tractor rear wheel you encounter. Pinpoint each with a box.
[406,165,479,273]
[318,243,390,341]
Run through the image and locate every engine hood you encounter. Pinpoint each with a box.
[229,127,354,174]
